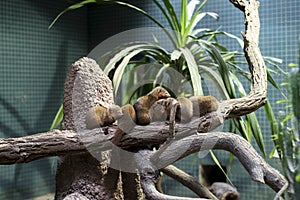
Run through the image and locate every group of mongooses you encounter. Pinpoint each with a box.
[85,86,219,142]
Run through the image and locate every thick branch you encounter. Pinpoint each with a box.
[0,128,287,194]
[0,118,202,165]
[134,149,210,200]
[219,0,267,118]
[0,130,86,164]
[152,132,287,193]
[209,182,240,200]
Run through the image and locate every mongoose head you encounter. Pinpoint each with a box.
[149,86,171,101]
[108,105,123,120]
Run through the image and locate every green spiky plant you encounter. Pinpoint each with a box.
[50,0,285,160]
[272,42,300,199]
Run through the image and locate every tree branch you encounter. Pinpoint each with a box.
[0,118,209,165]
[162,165,218,199]
[0,127,287,193]
[151,132,286,193]
[209,182,240,200]
[134,149,210,200]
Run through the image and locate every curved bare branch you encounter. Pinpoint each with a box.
[134,149,210,200]
[151,132,286,193]
[162,165,218,200]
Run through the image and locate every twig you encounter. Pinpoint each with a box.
[162,165,218,199]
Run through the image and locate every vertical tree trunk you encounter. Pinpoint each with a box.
[55,57,122,200]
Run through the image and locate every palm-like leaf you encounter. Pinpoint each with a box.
[178,47,203,95]
[49,0,284,159]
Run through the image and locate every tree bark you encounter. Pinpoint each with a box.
[55,57,122,200]
[209,182,240,200]
[162,165,218,200]
[0,128,287,194]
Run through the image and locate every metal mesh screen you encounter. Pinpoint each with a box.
[0,1,88,199]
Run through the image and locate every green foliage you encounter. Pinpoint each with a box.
[50,104,63,130]
[49,0,285,160]
[273,42,300,199]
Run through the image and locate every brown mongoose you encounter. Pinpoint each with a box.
[112,104,136,144]
[85,104,123,129]
[189,95,219,117]
[118,104,136,132]
[134,86,171,125]
[176,97,193,123]
[150,97,173,122]
[150,97,193,123]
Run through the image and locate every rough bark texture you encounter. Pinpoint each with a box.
[62,57,114,131]
[56,57,120,200]
[162,165,218,200]
[209,182,240,200]
[0,128,287,194]
[134,149,210,200]
[151,132,286,193]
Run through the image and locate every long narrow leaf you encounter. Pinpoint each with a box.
[246,113,266,158]
[267,69,286,98]
[50,104,63,130]
[230,71,246,96]
[98,42,149,69]
[103,43,167,74]
[187,0,200,21]
[112,48,166,93]
[229,74,253,141]
[222,32,243,48]
[161,0,180,32]
[184,0,207,36]
[199,65,229,99]
[153,64,170,87]
[210,150,234,186]
[113,0,177,47]
[49,0,97,29]
[50,0,177,47]
[200,40,235,97]
[152,0,176,31]
[230,71,266,156]
[180,47,203,95]
[180,0,188,34]
[233,118,250,142]
[189,12,219,36]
